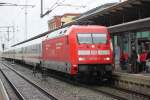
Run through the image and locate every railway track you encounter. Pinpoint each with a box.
[49,73,150,100]
[2,60,150,100]
[40,66,150,100]
[91,85,150,100]
[32,65,150,100]
[0,61,57,100]
[0,78,9,100]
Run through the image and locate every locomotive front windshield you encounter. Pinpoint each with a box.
[77,33,107,44]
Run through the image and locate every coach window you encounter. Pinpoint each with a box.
[35,45,37,54]
[39,44,42,53]
[33,45,35,54]
[27,47,30,54]
[31,45,33,54]
[19,48,22,54]
[35,44,39,54]
[33,46,35,54]
[28,46,31,54]
[24,47,26,54]
[33,45,35,53]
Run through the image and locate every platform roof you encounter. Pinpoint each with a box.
[109,17,150,33]
[75,0,150,26]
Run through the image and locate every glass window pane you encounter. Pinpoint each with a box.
[136,32,141,38]
[77,33,92,44]
[142,31,149,38]
[92,34,107,44]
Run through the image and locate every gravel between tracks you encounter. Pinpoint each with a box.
[5,61,116,100]
[0,63,53,100]
[0,71,19,100]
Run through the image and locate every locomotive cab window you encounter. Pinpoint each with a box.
[92,34,107,44]
[77,33,107,44]
[77,33,92,44]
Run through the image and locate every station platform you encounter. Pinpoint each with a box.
[113,71,150,85]
[113,72,150,81]
[114,71,150,77]
[115,69,150,77]
[114,64,150,77]
[137,72,150,77]
[0,79,9,100]
[112,71,150,95]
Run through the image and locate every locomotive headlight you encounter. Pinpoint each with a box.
[79,57,85,61]
[105,57,110,61]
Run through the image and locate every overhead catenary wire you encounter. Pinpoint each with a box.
[0,2,34,7]
[41,0,62,17]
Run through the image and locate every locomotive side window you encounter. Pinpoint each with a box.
[47,27,68,39]
[92,34,107,44]
[77,33,92,44]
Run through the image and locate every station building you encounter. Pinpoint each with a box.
[74,0,150,71]
[48,13,80,31]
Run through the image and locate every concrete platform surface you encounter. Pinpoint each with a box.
[113,72,150,86]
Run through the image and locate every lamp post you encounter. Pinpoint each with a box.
[0,2,35,48]
[0,26,14,49]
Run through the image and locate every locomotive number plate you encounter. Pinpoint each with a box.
[98,50,110,55]
[90,50,97,55]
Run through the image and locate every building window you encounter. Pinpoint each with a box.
[136,32,141,38]
[136,31,150,38]
[141,31,149,38]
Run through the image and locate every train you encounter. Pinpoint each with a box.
[2,25,114,80]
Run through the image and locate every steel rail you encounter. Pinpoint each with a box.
[0,63,25,100]
[40,69,128,100]
[43,68,150,100]
[4,60,150,100]
[0,78,10,100]
[1,62,57,100]
[84,85,127,100]
[4,61,127,100]
[52,73,150,100]
[109,85,150,99]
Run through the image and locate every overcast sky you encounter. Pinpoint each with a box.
[0,0,119,50]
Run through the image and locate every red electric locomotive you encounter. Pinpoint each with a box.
[2,25,113,80]
[42,25,113,78]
